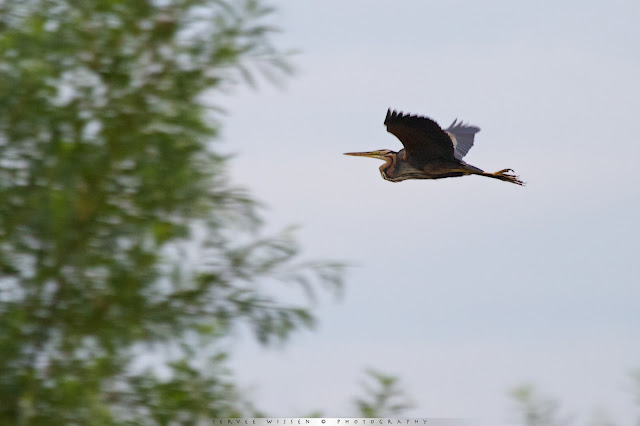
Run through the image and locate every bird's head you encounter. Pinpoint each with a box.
[343,149,396,161]
[344,149,409,182]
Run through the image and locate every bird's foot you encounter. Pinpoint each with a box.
[494,168,513,175]
[492,169,525,186]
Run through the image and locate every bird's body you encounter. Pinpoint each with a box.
[345,109,524,185]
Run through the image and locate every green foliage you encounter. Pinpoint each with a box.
[354,369,412,418]
[510,385,571,426]
[301,370,412,418]
[0,0,342,423]
[586,410,616,426]
[124,352,252,424]
[510,379,640,426]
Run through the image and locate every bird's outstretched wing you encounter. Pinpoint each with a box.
[384,109,455,162]
[446,120,480,160]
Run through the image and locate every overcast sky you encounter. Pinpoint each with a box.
[219,1,640,424]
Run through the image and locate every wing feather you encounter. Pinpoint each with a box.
[445,120,480,160]
[384,109,455,163]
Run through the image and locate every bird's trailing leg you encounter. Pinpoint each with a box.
[441,163,525,186]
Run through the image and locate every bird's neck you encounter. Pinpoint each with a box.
[380,150,426,182]
[379,152,399,182]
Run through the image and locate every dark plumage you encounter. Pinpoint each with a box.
[344,109,524,185]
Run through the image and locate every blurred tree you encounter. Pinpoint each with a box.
[301,370,411,418]
[510,385,572,426]
[586,410,616,426]
[0,0,344,423]
[510,379,640,426]
[354,369,412,418]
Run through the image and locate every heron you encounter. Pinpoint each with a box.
[344,109,524,185]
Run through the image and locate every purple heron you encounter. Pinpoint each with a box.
[345,109,524,185]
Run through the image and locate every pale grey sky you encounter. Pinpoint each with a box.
[221,1,640,424]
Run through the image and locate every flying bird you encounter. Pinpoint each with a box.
[344,109,524,185]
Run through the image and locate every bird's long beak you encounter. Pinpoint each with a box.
[344,151,383,159]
